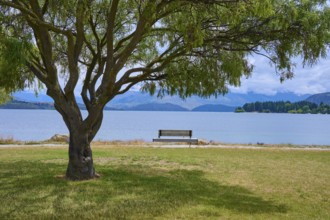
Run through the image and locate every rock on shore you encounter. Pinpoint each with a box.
[49,134,69,143]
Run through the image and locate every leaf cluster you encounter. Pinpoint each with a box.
[0,35,35,93]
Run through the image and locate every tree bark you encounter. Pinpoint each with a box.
[50,88,105,181]
[66,128,96,180]
[63,108,104,180]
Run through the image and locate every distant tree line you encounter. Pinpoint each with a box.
[235,101,330,114]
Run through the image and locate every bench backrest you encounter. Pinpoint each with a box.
[159,130,192,138]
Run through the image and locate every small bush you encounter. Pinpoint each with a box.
[0,136,15,144]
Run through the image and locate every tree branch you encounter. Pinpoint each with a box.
[0,1,39,19]
[81,55,98,111]
[106,0,120,65]
[64,0,87,95]
[41,0,49,15]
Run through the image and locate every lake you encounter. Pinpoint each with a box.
[0,109,329,145]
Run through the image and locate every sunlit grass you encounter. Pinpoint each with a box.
[0,146,329,219]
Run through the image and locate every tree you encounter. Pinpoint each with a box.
[0,0,329,180]
[234,107,245,113]
[302,105,311,113]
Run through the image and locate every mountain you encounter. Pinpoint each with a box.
[13,92,54,103]
[106,91,310,109]
[13,91,85,104]
[13,91,310,111]
[127,103,189,111]
[0,99,118,111]
[192,104,237,112]
[305,92,330,105]
[0,100,54,110]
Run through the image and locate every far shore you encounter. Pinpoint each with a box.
[0,139,329,151]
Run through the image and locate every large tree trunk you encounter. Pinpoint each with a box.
[65,128,96,180]
[50,89,105,181]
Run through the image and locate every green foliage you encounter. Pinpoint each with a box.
[1,0,329,101]
[239,101,330,114]
[235,107,245,113]
[149,0,330,96]
[0,88,11,104]
[0,36,35,93]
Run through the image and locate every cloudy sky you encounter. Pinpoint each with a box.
[229,52,330,96]
[53,49,330,97]
[101,53,330,96]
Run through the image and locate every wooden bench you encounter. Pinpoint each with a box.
[153,129,198,144]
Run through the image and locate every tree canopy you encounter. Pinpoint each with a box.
[1,0,329,102]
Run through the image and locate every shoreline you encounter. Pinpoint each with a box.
[1,140,330,151]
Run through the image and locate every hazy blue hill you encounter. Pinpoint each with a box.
[0,100,119,111]
[127,103,189,111]
[0,100,54,109]
[234,92,311,103]
[192,104,236,112]
[13,91,85,104]
[13,91,310,110]
[305,92,330,105]
[108,91,310,109]
[13,92,54,103]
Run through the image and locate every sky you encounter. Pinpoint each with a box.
[229,52,330,96]
[125,53,330,96]
[45,50,330,97]
[90,53,330,97]
[228,1,330,96]
[35,46,330,97]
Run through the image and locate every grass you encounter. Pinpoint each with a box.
[0,145,329,219]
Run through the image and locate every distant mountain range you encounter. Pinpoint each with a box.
[192,104,236,112]
[106,91,311,109]
[0,100,54,110]
[0,100,117,111]
[127,103,188,111]
[2,90,321,112]
[305,92,330,105]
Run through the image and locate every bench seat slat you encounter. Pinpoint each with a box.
[159,130,192,137]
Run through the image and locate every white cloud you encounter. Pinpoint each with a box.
[230,54,330,95]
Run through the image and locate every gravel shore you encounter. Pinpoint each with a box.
[1,142,329,151]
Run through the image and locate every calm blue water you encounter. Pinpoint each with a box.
[0,109,329,145]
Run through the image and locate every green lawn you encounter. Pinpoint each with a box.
[0,145,329,219]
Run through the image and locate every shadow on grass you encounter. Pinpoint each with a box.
[101,166,288,218]
[0,161,287,219]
